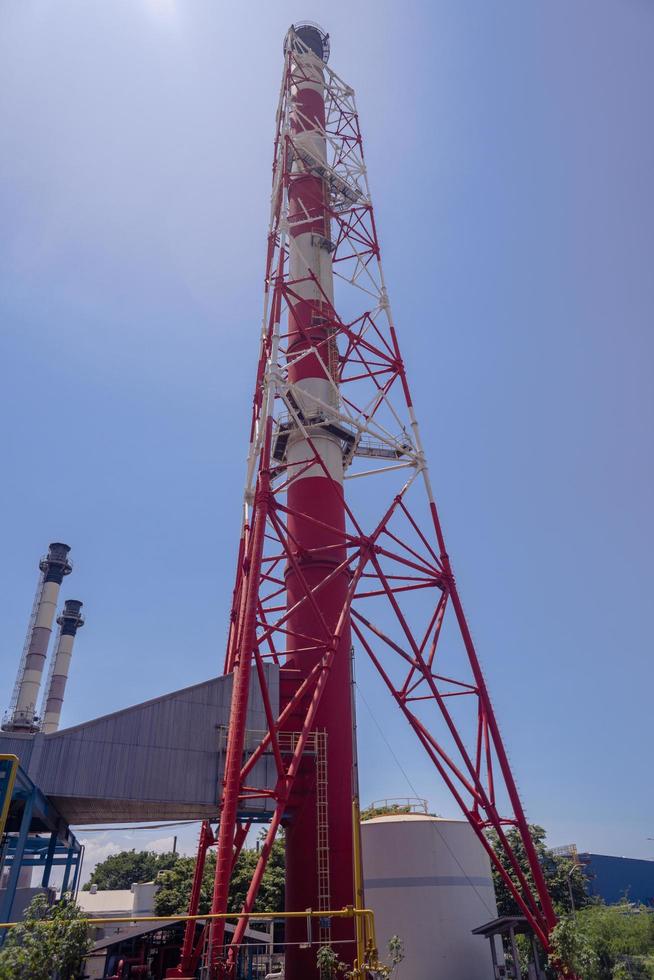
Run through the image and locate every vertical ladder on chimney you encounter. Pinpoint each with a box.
[327,326,340,387]
[316,729,331,946]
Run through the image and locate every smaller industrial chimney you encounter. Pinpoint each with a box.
[40,600,85,734]
[3,543,72,732]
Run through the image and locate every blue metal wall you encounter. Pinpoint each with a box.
[581,853,654,906]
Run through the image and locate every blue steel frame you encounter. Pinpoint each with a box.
[0,763,82,930]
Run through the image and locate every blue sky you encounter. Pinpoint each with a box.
[1,0,652,878]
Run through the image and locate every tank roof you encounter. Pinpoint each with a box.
[362,813,465,825]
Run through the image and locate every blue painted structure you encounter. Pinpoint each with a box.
[0,762,82,929]
[580,853,654,907]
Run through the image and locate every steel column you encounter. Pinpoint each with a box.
[41,831,57,888]
[0,791,34,929]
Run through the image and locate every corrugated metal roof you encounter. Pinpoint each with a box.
[91,918,273,952]
[0,669,278,824]
[91,919,182,951]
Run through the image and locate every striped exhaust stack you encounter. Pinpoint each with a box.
[3,543,72,733]
[41,599,85,734]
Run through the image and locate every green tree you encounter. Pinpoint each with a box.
[0,893,91,980]
[154,835,285,917]
[360,803,413,821]
[548,905,654,979]
[229,838,285,913]
[154,852,216,917]
[548,913,599,978]
[83,849,178,891]
[485,824,588,917]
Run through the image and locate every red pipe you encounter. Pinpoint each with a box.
[208,441,273,974]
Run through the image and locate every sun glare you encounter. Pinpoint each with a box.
[144,0,176,18]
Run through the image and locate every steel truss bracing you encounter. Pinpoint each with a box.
[4,570,45,725]
[174,25,558,980]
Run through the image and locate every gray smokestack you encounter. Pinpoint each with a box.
[41,599,84,734]
[3,543,72,732]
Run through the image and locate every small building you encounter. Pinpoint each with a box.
[88,918,276,980]
[78,880,162,979]
[78,880,158,919]
[472,915,545,980]
[80,883,276,980]
[86,920,185,980]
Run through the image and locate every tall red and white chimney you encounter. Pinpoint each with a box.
[281,23,356,977]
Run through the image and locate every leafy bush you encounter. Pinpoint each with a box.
[0,893,91,980]
[83,849,178,890]
[485,824,588,917]
[549,905,654,979]
[154,835,285,916]
[316,935,405,980]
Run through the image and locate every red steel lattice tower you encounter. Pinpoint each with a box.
[172,22,559,980]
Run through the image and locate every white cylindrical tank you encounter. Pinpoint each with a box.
[362,814,497,980]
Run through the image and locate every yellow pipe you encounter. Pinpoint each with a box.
[0,902,380,975]
[352,797,367,976]
[0,905,377,938]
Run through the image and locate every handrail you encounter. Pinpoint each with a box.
[0,906,380,976]
[0,904,376,940]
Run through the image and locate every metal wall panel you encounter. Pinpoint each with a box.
[0,667,279,824]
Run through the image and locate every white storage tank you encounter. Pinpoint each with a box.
[362,813,497,980]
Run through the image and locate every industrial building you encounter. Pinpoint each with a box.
[0,542,277,925]
[80,883,276,980]
[0,667,276,922]
[580,853,654,907]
